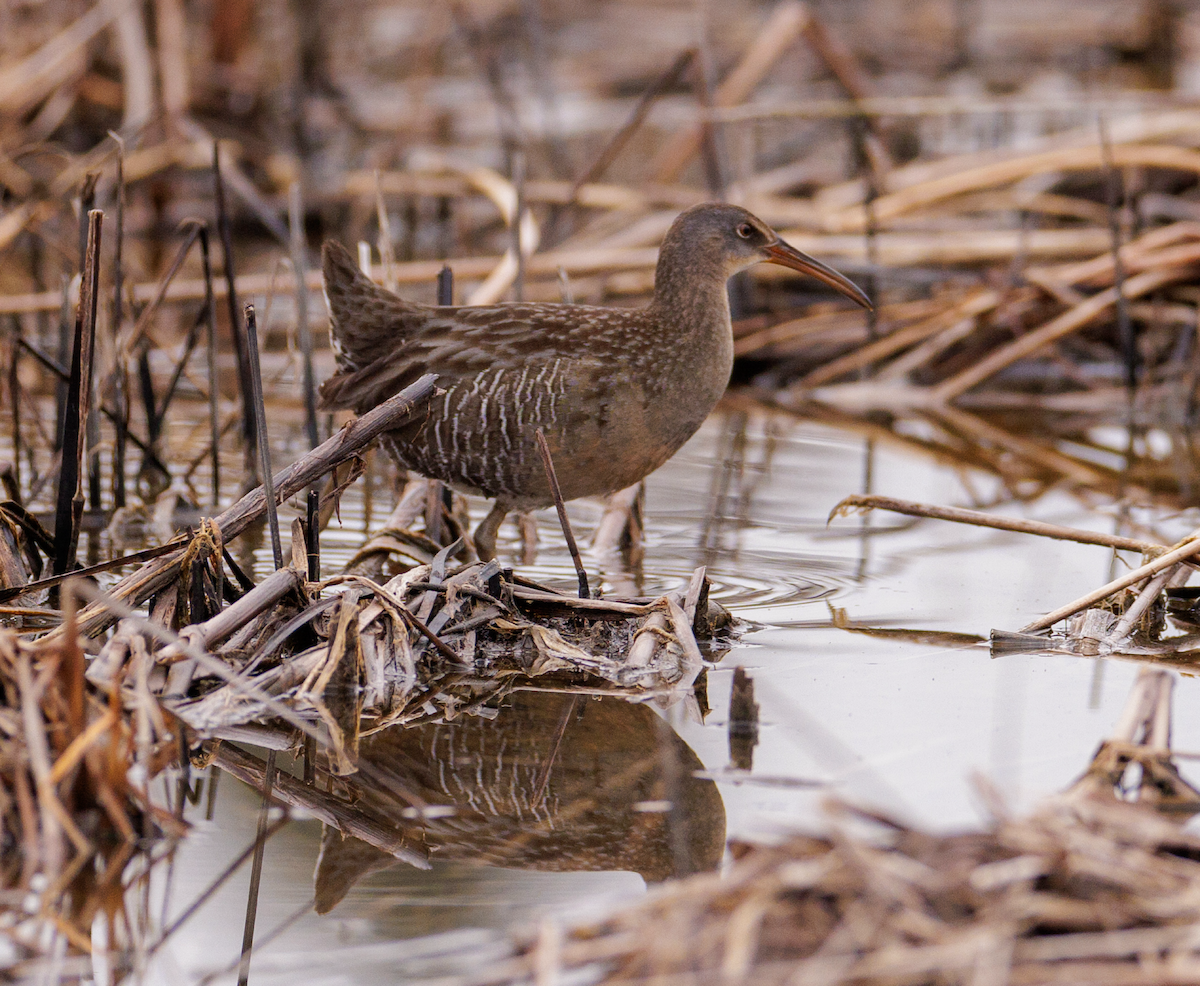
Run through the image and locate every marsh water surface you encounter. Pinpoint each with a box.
[141,400,1200,984]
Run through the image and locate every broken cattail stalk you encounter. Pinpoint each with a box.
[0,538,187,604]
[61,373,437,639]
[155,567,304,664]
[244,304,282,570]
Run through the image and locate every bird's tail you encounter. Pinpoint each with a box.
[321,240,408,370]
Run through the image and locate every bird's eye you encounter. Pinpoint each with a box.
[736,223,754,239]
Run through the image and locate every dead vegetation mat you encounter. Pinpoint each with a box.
[493,793,1200,986]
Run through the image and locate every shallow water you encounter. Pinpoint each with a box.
[142,399,1200,984]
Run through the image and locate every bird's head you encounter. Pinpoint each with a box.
[665,203,872,310]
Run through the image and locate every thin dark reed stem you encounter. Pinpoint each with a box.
[437,195,454,259]
[78,174,97,271]
[244,305,283,569]
[437,265,454,306]
[572,48,694,191]
[136,348,157,445]
[132,221,207,469]
[8,323,19,496]
[236,749,278,986]
[53,209,103,576]
[110,134,128,510]
[125,221,204,351]
[151,804,289,954]
[53,280,70,456]
[535,428,588,598]
[79,176,102,510]
[288,182,319,449]
[201,227,221,508]
[154,293,208,423]
[305,488,319,582]
[851,116,881,352]
[215,142,260,482]
[203,897,313,986]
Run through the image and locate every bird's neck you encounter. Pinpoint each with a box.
[648,247,733,345]
[646,246,735,409]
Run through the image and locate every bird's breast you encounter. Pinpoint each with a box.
[388,340,730,507]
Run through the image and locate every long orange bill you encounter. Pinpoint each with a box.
[763,239,873,310]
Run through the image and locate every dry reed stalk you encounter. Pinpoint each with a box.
[830,494,1163,554]
[797,289,1001,387]
[0,0,128,116]
[933,266,1193,400]
[154,0,188,121]
[0,621,177,973]
[0,228,1117,318]
[346,171,706,212]
[824,144,1200,233]
[1033,220,1200,286]
[1020,534,1200,634]
[0,203,49,253]
[813,107,1200,215]
[650,1,812,182]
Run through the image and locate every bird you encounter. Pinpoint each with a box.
[320,202,871,560]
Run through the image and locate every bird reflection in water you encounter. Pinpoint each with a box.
[314,689,726,914]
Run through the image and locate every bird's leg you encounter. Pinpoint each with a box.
[473,501,508,562]
[517,511,538,565]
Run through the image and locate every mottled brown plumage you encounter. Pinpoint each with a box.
[321,203,869,558]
